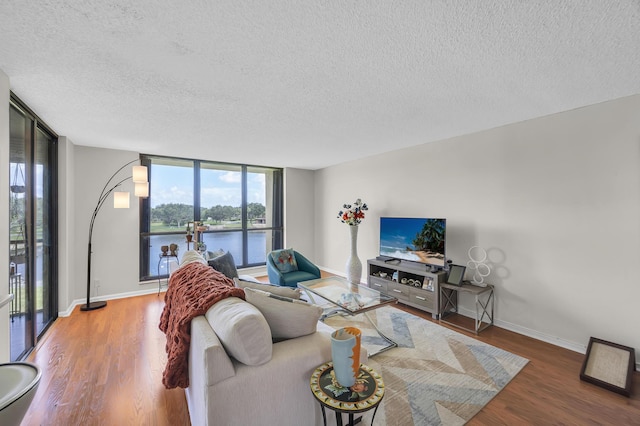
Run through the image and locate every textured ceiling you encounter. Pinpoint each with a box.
[1,1,639,170]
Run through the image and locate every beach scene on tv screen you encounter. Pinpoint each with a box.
[380,218,446,266]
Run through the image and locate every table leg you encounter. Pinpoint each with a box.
[363,311,398,356]
[474,289,494,333]
[335,412,363,426]
[370,405,380,425]
[440,287,458,317]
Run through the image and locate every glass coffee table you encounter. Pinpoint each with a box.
[298,276,398,356]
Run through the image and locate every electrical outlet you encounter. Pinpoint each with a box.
[95,279,100,288]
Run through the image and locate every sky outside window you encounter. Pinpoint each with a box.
[150,164,266,209]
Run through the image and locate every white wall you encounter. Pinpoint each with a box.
[284,168,316,259]
[314,95,640,362]
[0,69,11,362]
[70,146,158,309]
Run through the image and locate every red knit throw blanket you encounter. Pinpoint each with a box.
[159,261,245,389]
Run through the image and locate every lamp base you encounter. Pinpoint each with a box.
[80,301,107,311]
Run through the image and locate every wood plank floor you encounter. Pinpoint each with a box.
[23,294,191,426]
[22,291,640,425]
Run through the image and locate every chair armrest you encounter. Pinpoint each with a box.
[294,252,321,277]
[266,256,284,285]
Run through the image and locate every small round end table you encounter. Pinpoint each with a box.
[310,362,384,426]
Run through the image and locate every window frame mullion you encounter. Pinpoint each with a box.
[194,160,201,221]
[241,165,248,265]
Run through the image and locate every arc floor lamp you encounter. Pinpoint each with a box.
[81,159,149,311]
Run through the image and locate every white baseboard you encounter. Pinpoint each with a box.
[454,305,586,353]
[319,266,347,278]
[59,286,165,317]
[238,266,268,278]
[61,266,269,317]
[450,306,640,370]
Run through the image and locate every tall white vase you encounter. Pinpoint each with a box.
[346,225,362,284]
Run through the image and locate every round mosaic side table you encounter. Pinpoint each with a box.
[310,362,384,426]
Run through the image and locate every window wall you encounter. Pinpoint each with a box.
[139,155,283,280]
[9,94,58,361]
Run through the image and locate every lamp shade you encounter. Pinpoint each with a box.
[132,165,148,183]
[135,182,149,198]
[114,191,130,208]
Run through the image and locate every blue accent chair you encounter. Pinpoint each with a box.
[267,250,321,287]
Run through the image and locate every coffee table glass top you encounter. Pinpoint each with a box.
[298,276,397,315]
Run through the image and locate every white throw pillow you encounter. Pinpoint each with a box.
[205,297,272,366]
[243,287,323,339]
[233,277,302,300]
[180,250,207,266]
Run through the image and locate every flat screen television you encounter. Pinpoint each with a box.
[379,217,446,268]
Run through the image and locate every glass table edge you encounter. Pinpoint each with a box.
[298,279,397,315]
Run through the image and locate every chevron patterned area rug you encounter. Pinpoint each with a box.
[324,306,529,426]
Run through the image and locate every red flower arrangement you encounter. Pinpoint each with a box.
[337,199,368,226]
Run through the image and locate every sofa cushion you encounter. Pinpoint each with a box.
[244,287,323,339]
[208,251,239,279]
[205,297,272,366]
[206,248,225,260]
[233,277,302,299]
[269,248,299,273]
[180,250,208,266]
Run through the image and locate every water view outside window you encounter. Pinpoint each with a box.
[140,156,283,280]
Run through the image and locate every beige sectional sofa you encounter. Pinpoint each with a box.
[175,252,367,425]
[186,307,342,425]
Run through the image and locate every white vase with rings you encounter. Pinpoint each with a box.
[346,225,362,284]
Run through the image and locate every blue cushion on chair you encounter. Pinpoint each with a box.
[269,249,298,273]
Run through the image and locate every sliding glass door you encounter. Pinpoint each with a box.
[34,128,57,336]
[9,95,58,361]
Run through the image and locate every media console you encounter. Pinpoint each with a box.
[367,258,446,319]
